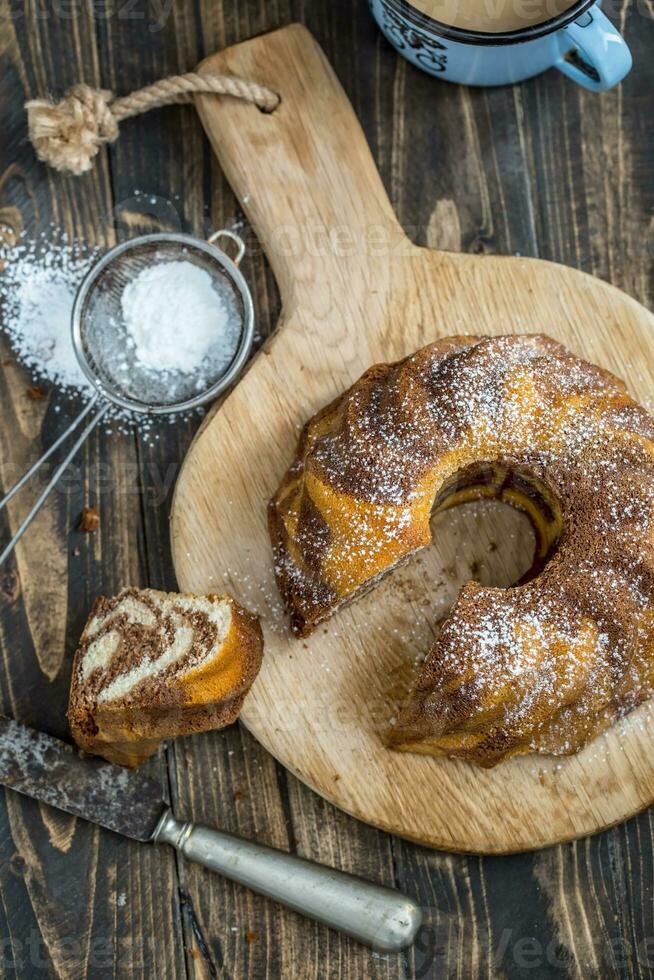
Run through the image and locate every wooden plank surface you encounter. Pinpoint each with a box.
[0,0,652,977]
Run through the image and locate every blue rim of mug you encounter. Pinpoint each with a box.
[383,0,597,44]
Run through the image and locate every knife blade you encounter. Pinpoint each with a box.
[0,714,163,840]
[0,714,422,951]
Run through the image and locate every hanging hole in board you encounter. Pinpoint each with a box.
[257,92,281,114]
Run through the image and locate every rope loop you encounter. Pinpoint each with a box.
[26,73,279,176]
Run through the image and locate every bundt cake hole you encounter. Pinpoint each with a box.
[431,460,563,585]
[429,498,535,594]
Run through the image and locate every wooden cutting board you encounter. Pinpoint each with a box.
[171,24,654,853]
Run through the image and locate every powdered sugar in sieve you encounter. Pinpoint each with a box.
[74,231,252,413]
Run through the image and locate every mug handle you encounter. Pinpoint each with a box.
[556,5,632,92]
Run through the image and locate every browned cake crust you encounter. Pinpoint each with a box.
[269,334,654,766]
[68,589,263,767]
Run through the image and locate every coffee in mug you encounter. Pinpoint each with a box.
[411,0,579,34]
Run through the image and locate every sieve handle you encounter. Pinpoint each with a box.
[0,396,109,567]
[0,396,100,513]
[207,229,246,266]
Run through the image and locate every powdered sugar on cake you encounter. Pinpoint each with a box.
[270,334,654,764]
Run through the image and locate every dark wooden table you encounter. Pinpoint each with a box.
[1,1,652,977]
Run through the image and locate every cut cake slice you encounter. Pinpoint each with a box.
[68,587,263,766]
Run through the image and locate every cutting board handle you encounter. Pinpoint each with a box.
[195,24,406,309]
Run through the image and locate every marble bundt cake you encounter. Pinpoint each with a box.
[269,334,654,766]
[68,588,263,766]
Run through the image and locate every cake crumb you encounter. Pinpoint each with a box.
[79,506,100,532]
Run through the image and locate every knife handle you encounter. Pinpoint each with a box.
[153,808,421,951]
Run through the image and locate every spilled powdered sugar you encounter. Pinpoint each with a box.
[0,233,157,438]
[0,233,97,393]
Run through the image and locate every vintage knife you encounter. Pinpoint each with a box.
[0,715,421,951]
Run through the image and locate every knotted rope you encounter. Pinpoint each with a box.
[26,73,280,176]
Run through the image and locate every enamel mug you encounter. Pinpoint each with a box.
[369,0,632,90]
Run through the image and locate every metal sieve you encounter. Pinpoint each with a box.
[0,230,254,565]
